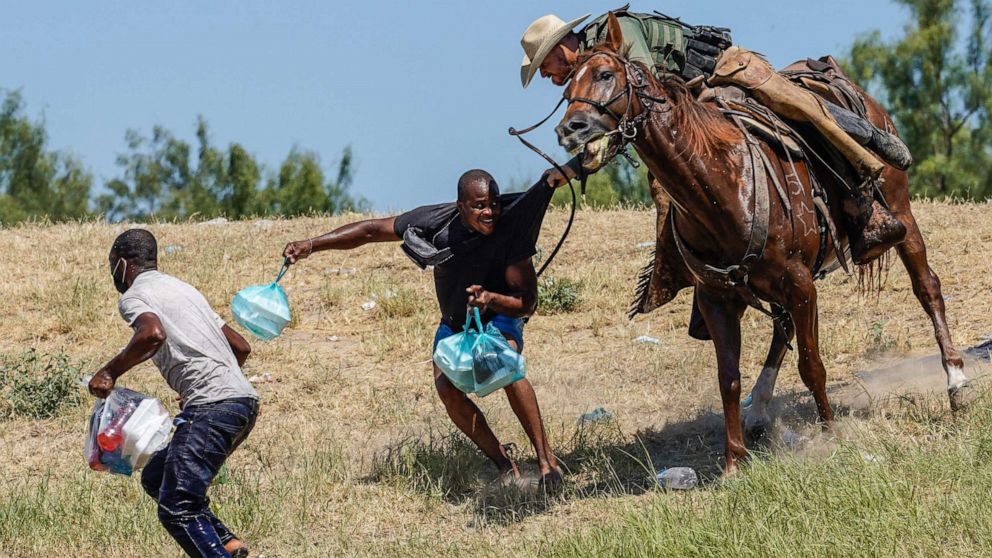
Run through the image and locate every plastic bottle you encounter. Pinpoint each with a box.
[99,448,133,476]
[656,467,698,490]
[97,399,139,452]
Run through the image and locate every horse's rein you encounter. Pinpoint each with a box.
[508,100,581,279]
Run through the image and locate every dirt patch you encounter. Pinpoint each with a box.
[832,339,992,410]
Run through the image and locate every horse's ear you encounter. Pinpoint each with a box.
[604,12,624,53]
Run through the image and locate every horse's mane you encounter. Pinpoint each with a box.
[647,71,741,158]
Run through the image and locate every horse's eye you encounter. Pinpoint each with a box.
[597,71,614,82]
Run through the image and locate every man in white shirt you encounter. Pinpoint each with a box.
[89,229,257,558]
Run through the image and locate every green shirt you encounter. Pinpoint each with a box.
[579,10,688,77]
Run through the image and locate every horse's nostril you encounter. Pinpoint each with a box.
[568,120,589,133]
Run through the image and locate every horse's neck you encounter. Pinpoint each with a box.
[635,117,748,238]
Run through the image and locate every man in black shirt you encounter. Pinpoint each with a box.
[282,167,573,486]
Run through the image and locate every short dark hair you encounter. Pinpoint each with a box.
[111,229,158,267]
[457,169,499,201]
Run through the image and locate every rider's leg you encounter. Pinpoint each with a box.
[824,102,912,170]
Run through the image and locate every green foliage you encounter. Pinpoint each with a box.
[538,276,584,314]
[0,350,83,420]
[0,90,92,226]
[551,153,652,208]
[259,145,364,216]
[845,0,992,198]
[99,118,368,221]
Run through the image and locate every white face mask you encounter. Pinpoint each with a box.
[111,257,129,294]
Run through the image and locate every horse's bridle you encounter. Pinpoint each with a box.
[504,50,669,278]
[564,50,671,148]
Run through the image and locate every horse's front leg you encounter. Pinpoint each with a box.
[744,308,796,440]
[784,265,834,423]
[696,287,748,475]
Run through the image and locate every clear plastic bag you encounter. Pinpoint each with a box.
[232,260,291,340]
[85,387,173,476]
[472,323,525,397]
[432,308,526,397]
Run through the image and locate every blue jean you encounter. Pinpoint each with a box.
[433,313,525,353]
[141,397,259,558]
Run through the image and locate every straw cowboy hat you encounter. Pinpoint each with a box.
[519,13,591,88]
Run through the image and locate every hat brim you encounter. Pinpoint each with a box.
[521,13,590,88]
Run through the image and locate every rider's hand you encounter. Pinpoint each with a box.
[466,285,492,312]
[88,368,115,399]
[282,240,313,265]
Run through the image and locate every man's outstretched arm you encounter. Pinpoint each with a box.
[88,312,166,398]
[283,216,400,264]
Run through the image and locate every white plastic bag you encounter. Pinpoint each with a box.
[85,387,172,476]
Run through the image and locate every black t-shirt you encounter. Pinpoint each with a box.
[393,180,555,328]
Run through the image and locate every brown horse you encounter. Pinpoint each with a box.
[555,14,972,474]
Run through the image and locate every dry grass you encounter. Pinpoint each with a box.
[0,202,990,556]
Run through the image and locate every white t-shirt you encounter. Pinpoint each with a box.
[118,271,258,407]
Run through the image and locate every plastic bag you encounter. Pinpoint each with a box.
[433,309,482,393]
[472,323,525,397]
[432,308,525,397]
[85,387,172,476]
[232,259,291,340]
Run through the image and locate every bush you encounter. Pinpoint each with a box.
[0,350,84,420]
[538,277,583,314]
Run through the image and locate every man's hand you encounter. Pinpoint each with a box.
[542,167,570,189]
[282,239,313,265]
[466,285,493,312]
[88,368,116,399]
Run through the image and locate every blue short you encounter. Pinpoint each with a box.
[432,314,525,353]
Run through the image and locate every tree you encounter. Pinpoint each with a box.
[259,145,367,217]
[0,90,92,225]
[101,118,367,221]
[845,0,992,198]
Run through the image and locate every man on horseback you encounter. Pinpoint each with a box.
[519,5,911,265]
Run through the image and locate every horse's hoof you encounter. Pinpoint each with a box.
[744,421,770,444]
[949,381,979,412]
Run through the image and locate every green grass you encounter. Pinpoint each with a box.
[538,276,584,314]
[546,396,992,558]
[0,350,83,420]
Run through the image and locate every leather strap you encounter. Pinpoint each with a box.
[670,138,771,314]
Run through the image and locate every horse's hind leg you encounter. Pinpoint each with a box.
[744,309,796,439]
[893,209,972,409]
[784,265,834,423]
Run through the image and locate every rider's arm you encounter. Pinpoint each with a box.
[617,18,655,70]
[283,217,399,264]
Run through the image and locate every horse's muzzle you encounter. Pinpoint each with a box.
[556,111,610,154]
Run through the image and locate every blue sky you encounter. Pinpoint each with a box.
[2,1,908,212]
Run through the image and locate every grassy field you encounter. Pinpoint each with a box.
[1,202,991,557]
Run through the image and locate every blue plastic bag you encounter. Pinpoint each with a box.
[231,259,291,340]
[433,308,525,397]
